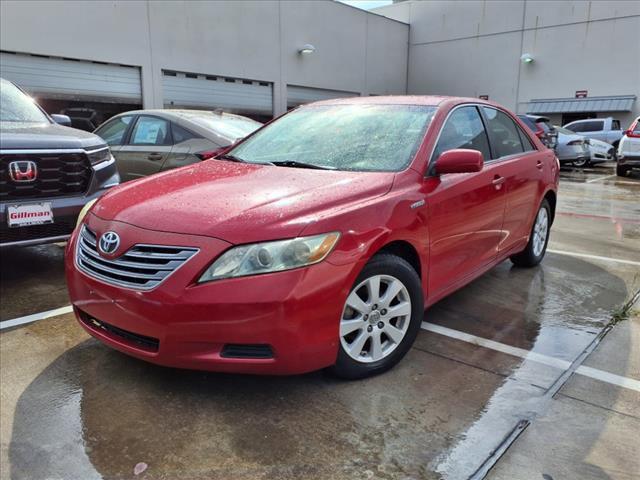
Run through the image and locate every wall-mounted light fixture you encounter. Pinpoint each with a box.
[520,53,534,64]
[299,44,316,55]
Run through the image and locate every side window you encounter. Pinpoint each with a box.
[566,122,582,132]
[130,116,171,146]
[482,107,524,159]
[517,126,536,152]
[94,116,133,146]
[584,120,604,132]
[171,123,198,144]
[612,120,621,130]
[432,106,491,162]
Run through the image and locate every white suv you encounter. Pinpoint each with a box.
[616,117,640,176]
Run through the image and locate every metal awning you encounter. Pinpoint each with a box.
[527,95,636,114]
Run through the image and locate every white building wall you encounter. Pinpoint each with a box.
[375,0,640,127]
[0,0,409,116]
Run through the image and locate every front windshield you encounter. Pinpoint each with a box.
[229,104,437,172]
[181,111,262,142]
[0,79,49,123]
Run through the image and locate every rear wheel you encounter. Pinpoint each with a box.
[572,157,590,168]
[510,199,551,268]
[331,254,423,379]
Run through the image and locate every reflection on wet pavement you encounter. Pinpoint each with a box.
[1,165,638,479]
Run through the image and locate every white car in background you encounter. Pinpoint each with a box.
[616,116,640,176]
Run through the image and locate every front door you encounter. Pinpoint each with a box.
[425,105,506,298]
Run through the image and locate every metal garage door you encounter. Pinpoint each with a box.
[163,71,273,116]
[0,51,142,103]
[287,85,358,108]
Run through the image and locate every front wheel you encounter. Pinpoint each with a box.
[510,199,551,268]
[331,254,423,379]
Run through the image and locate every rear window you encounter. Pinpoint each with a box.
[180,112,262,142]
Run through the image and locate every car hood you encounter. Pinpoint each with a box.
[0,121,105,150]
[92,160,394,244]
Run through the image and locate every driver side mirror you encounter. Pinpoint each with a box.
[50,114,72,127]
[435,149,484,175]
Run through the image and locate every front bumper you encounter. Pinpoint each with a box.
[65,216,358,375]
[1,159,119,247]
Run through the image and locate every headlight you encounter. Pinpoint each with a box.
[86,147,112,165]
[76,198,97,227]
[198,232,340,283]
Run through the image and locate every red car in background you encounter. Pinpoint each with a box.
[65,96,559,379]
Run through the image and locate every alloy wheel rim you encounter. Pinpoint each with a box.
[340,274,412,363]
[532,207,549,257]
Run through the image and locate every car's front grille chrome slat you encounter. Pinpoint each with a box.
[76,225,198,290]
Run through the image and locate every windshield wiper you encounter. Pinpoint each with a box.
[271,160,335,170]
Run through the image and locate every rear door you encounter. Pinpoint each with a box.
[117,115,173,182]
[160,122,217,172]
[481,107,544,255]
[426,105,506,296]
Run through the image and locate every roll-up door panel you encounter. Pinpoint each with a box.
[163,71,273,115]
[0,52,141,103]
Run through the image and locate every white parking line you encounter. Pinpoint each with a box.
[547,249,640,267]
[0,305,73,330]
[421,322,640,392]
[3,306,639,392]
[586,174,616,183]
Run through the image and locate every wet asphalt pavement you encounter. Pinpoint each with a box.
[1,163,639,480]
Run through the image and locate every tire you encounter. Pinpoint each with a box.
[331,253,424,379]
[616,164,629,177]
[572,157,590,168]
[510,199,551,268]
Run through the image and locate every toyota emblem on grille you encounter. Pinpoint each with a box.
[99,231,120,255]
[8,160,38,183]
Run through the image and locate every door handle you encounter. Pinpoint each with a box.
[148,153,163,161]
[492,175,505,190]
[536,160,543,169]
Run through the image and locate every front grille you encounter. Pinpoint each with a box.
[76,225,198,290]
[221,344,274,359]
[1,219,75,244]
[0,151,92,201]
[78,310,160,352]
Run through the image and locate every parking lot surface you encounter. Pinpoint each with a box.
[1,164,639,480]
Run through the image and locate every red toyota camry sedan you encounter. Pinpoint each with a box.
[65,96,559,378]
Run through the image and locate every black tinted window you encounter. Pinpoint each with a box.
[517,126,536,152]
[433,106,491,162]
[95,116,133,146]
[581,120,604,132]
[612,120,620,130]
[482,107,524,159]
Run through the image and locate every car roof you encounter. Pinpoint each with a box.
[306,95,498,109]
[111,109,255,122]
